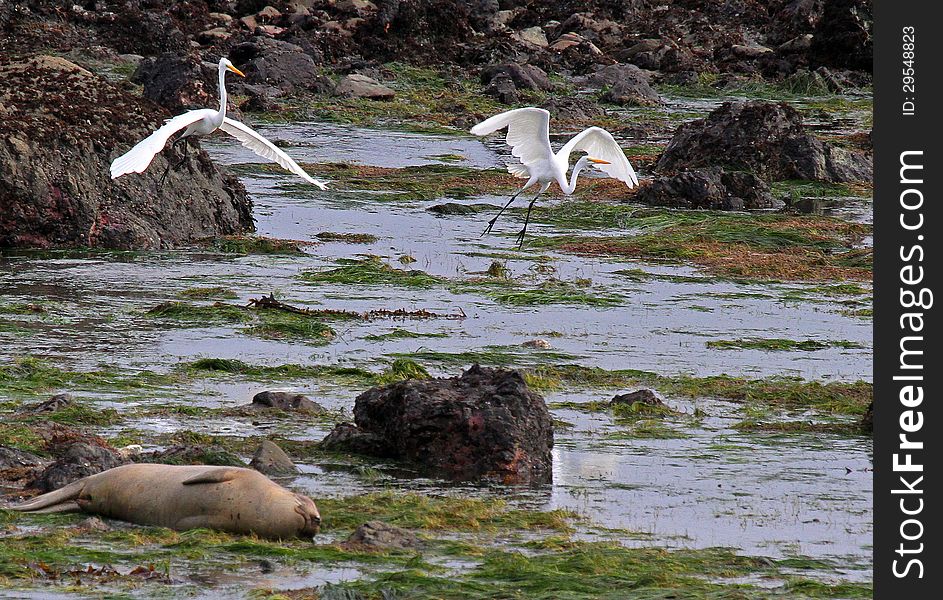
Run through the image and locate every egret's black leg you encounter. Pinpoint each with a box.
[157,137,189,189]
[516,190,544,249]
[482,189,524,237]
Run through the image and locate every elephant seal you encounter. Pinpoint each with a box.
[11,464,320,540]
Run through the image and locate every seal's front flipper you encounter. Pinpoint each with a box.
[181,468,241,486]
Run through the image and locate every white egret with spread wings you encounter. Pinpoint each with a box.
[110,57,327,189]
[471,107,638,247]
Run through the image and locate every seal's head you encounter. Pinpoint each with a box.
[294,494,321,537]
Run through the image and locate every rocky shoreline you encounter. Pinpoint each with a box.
[1,1,872,250]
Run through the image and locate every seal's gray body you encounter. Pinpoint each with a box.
[11,464,320,540]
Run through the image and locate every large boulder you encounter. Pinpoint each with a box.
[334,74,396,100]
[0,55,253,250]
[228,37,333,95]
[634,169,779,211]
[248,390,326,413]
[655,101,871,183]
[481,63,553,91]
[809,0,872,71]
[583,63,661,106]
[133,53,213,113]
[250,440,298,476]
[321,365,553,484]
[28,442,127,493]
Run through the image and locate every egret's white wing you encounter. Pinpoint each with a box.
[558,127,639,188]
[110,109,214,179]
[506,162,530,178]
[470,108,553,170]
[219,118,328,189]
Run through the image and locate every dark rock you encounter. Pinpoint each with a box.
[19,393,73,414]
[106,6,190,57]
[239,89,280,113]
[610,389,663,407]
[320,422,390,455]
[635,169,779,211]
[770,0,824,44]
[465,0,500,32]
[483,72,518,104]
[584,64,661,106]
[251,390,326,413]
[334,74,395,100]
[428,202,493,216]
[0,446,44,471]
[229,37,331,94]
[616,39,697,73]
[809,0,872,71]
[133,53,213,113]
[320,364,553,484]
[345,520,420,550]
[143,444,245,467]
[655,101,871,183]
[250,440,298,476]
[540,96,605,122]
[0,55,253,251]
[778,34,814,53]
[28,442,127,493]
[861,401,873,433]
[480,63,552,91]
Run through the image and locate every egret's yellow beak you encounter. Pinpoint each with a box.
[227,65,246,78]
[588,158,611,165]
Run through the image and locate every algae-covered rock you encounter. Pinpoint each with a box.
[655,101,871,183]
[0,55,253,250]
[321,364,553,484]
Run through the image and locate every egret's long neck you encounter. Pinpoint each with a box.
[561,157,590,195]
[217,65,228,118]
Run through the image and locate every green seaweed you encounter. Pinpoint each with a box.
[301,257,442,288]
[706,338,865,351]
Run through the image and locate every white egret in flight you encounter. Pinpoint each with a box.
[471,107,638,247]
[110,57,327,189]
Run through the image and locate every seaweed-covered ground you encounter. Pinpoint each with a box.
[0,64,872,598]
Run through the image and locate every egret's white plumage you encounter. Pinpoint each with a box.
[218,118,323,187]
[470,107,638,246]
[109,110,214,179]
[110,57,327,189]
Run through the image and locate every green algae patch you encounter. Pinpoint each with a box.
[299,541,870,600]
[0,356,178,398]
[706,338,865,351]
[180,357,426,388]
[243,311,336,344]
[376,358,431,384]
[177,286,238,300]
[181,357,375,385]
[318,491,576,533]
[301,256,442,288]
[452,278,623,307]
[391,346,580,368]
[315,232,379,244]
[771,179,868,201]
[734,419,866,436]
[528,209,871,282]
[146,301,252,325]
[306,63,508,134]
[531,365,871,416]
[364,328,449,342]
[199,235,310,256]
[145,300,338,344]
[0,517,422,584]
